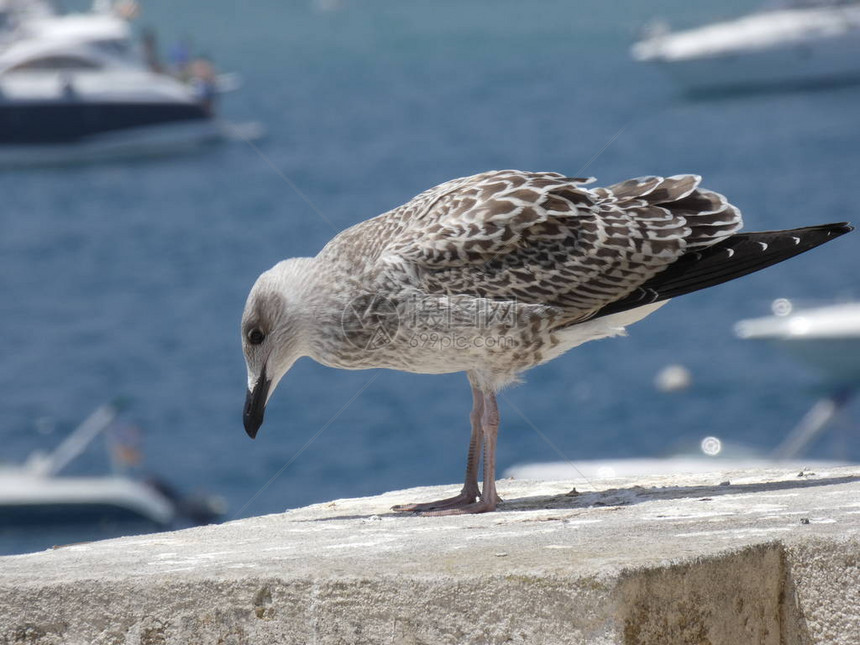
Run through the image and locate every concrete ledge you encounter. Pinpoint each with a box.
[1,466,859,644]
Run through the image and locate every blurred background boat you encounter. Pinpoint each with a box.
[736,299,860,383]
[736,299,860,459]
[0,402,225,528]
[508,297,860,482]
[632,1,860,94]
[505,452,852,483]
[0,0,258,166]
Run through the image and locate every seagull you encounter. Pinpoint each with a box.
[241,170,851,515]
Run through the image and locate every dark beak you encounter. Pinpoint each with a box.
[243,367,271,439]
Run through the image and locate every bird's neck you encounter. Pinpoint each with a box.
[282,255,390,369]
[274,256,356,363]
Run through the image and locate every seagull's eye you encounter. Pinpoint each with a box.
[248,328,265,345]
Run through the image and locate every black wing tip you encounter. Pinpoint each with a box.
[741,222,853,249]
[590,221,852,321]
[779,221,853,237]
[825,222,854,236]
[805,221,853,244]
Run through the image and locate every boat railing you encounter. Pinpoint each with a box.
[24,402,121,477]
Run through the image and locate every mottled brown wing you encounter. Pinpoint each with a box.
[381,170,742,321]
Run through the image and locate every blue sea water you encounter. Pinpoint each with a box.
[1,0,858,555]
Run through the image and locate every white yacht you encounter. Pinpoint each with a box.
[0,1,237,165]
[632,1,860,94]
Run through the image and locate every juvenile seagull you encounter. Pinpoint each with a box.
[242,170,851,515]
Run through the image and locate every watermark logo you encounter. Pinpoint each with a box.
[408,333,518,350]
[404,294,518,330]
[341,294,401,350]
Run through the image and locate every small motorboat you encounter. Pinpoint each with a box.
[735,299,860,384]
[0,402,225,527]
[735,299,860,459]
[632,1,860,94]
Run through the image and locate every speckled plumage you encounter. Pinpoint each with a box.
[326,170,739,313]
[241,169,851,514]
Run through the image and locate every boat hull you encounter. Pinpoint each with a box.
[654,33,860,94]
[735,303,860,384]
[0,473,176,527]
[0,100,209,144]
[633,6,860,94]
[767,337,860,384]
[0,502,164,526]
[0,117,224,167]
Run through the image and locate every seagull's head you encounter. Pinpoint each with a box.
[241,259,313,439]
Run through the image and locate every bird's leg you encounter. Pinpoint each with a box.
[415,389,500,516]
[391,383,484,513]
[477,389,499,510]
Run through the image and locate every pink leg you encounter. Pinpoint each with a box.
[392,380,485,513]
[423,389,499,516]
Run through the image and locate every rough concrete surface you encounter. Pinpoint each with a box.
[1,466,859,644]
